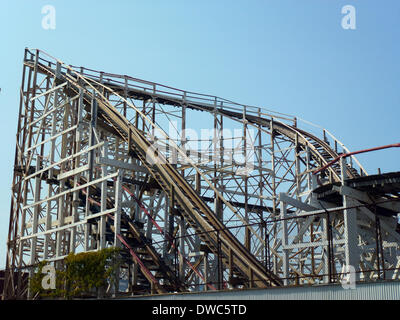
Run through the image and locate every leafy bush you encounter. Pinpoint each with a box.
[30,247,120,299]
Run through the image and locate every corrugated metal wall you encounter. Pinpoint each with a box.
[129,281,400,300]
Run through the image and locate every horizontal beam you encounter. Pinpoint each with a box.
[279,193,318,212]
[21,208,117,241]
[23,171,118,210]
[283,239,345,250]
[24,141,104,181]
[30,81,68,101]
[57,164,89,180]
[333,185,400,213]
[97,157,148,173]
[26,124,78,153]
[27,94,80,129]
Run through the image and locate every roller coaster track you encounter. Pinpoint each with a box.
[79,80,283,288]
[100,75,366,181]
[25,56,285,288]
[5,49,374,299]
[29,53,365,287]
[25,52,366,185]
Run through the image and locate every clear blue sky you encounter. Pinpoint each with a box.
[0,0,399,269]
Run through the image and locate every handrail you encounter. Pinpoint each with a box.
[27,48,296,122]
[313,143,400,175]
[297,117,368,176]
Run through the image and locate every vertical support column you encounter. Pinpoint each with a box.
[213,100,220,220]
[280,200,289,285]
[195,172,201,195]
[326,211,335,283]
[228,248,233,287]
[30,160,42,264]
[270,119,276,215]
[218,112,224,222]
[88,95,98,182]
[341,157,359,279]
[306,147,311,191]
[140,100,145,131]
[134,163,140,222]
[257,108,265,262]
[32,66,52,267]
[311,174,331,283]
[294,134,301,199]
[168,187,175,245]
[194,172,201,278]
[123,76,128,118]
[70,87,84,254]
[214,197,223,222]
[19,52,36,298]
[375,215,385,279]
[204,252,209,292]
[145,194,155,239]
[18,181,29,297]
[99,141,108,250]
[163,195,169,258]
[56,95,71,263]
[56,184,65,261]
[264,223,271,272]
[270,119,278,275]
[216,230,223,290]
[5,54,24,299]
[26,52,41,291]
[84,93,98,251]
[181,100,186,176]
[114,170,123,247]
[113,170,123,295]
[152,84,156,136]
[323,215,330,283]
[127,126,140,222]
[131,263,138,290]
[212,102,224,289]
[5,49,28,299]
[179,217,186,282]
[28,158,42,300]
[243,109,250,251]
